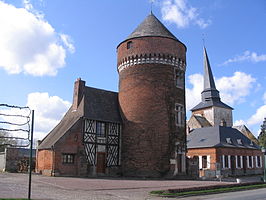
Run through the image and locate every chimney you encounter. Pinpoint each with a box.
[72,78,85,110]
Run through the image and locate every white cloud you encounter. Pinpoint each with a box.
[0,93,71,142]
[233,120,246,126]
[161,0,211,29]
[26,92,71,139]
[185,73,203,111]
[222,51,266,65]
[186,72,255,111]
[216,72,256,105]
[0,1,74,76]
[247,105,266,126]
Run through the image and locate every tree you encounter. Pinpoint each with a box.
[258,118,266,148]
[0,130,17,152]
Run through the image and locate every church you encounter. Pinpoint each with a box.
[187,48,263,178]
[36,13,187,178]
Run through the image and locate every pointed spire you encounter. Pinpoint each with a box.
[201,47,220,102]
[203,47,217,90]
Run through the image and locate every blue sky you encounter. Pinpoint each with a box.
[0,0,266,140]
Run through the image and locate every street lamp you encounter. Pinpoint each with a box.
[262,147,266,182]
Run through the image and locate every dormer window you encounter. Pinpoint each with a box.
[226,138,232,144]
[237,139,242,145]
[127,41,133,49]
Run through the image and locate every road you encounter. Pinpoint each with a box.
[0,172,234,200]
[180,188,266,200]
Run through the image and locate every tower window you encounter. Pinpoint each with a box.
[175,104,185,126]
[175,68,184,88]
[127,41,133,49]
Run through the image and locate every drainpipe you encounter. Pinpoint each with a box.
[51,145,55,176]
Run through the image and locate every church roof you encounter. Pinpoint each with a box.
[193,115,212,127]
[126,13,178,41]
[191,47,233,111]
[191,100,233,111]
[187,126,260,149]
[38,86,121,150]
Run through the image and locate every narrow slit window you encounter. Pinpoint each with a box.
[175,104,185,126]
[175,68,184,88]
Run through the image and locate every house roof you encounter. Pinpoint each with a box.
[233,125,259,145]
[37,103,83,150]
[38,86,121,150]
[84,87,121,123]
[187,126,260,150]
[126,13,178,41]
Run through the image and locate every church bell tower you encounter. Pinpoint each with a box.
[117,13,187,177]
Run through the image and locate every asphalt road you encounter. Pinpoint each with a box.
[0,172,234,200]
[182,188,266,200]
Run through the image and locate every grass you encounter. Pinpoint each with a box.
[150,183,266,197]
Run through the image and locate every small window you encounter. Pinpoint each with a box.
[224,155,229,168]
[175,104,185,126]
[127,41,133,49]
[237,139,242,145]
[226,138,232,144]
[248,156,253,168]
[96,122,106,137]
[257,156,261,168]
[62,154,75,164]
[237,155,241,168]
[202,156,207,168]
[175,69,184,88]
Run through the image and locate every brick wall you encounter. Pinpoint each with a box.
[187,147,263,177]
[117,36,186,177]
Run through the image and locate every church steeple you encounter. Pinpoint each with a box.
[191,47,233,112]
[201,47,220,102]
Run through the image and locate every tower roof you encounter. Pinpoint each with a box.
[126,13,178,41]
[191,47,233,111]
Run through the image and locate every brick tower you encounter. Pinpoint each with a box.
[117,13,187,177]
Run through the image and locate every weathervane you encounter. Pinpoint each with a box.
[150,0,155,14]
[202,33,206,47]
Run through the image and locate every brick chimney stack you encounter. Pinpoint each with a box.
[72,78,85,110]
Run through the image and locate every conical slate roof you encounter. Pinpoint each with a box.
[191,47,233,111]
[126,13,178,41]
[201,47,220,102]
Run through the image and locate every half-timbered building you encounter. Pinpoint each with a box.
[36,79,121,176]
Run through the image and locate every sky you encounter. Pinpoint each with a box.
[0,0,266,142]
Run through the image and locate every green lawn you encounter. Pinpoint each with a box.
[150,183,266,197]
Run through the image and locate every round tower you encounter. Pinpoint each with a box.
[117,13,187,177]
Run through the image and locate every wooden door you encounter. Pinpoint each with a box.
[96,152,106,174]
